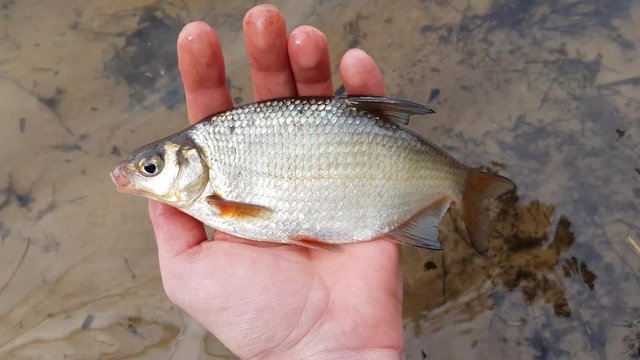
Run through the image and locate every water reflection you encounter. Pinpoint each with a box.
[402,192,596,321]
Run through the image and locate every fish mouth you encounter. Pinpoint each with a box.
[110,165,134,193]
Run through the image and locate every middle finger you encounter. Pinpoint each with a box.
[243,5,297,101]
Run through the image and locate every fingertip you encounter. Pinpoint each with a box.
[177,21,233,123]
[243,4,287,53]
[178,21,216,45]
[289,25,328,69]
[288,25,333,96]
[243,4,280,23]
[243,4,296,99]
[178,21,223,75]
[339,48,385,96]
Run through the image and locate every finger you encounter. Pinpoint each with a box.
[151,21,229,260]
[178,21,234,123]
[148,200,208,258]
[288,25,333,96]
[339,48,385,96]
[243,5,296,100]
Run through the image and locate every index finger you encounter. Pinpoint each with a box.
[178,21,234,123]
[150,21,234,260]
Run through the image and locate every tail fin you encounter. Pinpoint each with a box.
[462,170,516,255]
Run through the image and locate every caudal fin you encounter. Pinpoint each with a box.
[462,170,516,255]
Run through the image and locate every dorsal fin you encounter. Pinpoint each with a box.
[344,96,435,126]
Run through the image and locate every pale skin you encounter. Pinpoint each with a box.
[148,5,403,360]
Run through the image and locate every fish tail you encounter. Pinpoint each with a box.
[462,170,515,255]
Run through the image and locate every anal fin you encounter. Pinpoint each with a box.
[389,197,451,251]
[206,194,274,219]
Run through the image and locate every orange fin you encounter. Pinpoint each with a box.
[389,197,451,251]
[290,236,344,252]
[462,170,516,256]
[206,194,274,219]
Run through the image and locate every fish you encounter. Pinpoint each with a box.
[111,96,515,254]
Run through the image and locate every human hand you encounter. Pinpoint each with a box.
[148,5,403,360]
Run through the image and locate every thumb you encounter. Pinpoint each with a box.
[148,200,208,259]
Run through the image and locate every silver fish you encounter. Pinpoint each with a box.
[111,96,515,253]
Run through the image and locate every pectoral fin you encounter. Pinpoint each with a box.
[206,194,274,219]
[389,197,451,251]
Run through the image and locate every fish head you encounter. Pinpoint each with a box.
[111,138,209,206]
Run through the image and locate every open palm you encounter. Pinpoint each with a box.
[148,5,403,359]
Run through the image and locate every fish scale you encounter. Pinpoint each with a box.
[113,96,515,253]
[184,97,465,243]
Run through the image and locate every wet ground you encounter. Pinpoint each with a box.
[1,0,639,359]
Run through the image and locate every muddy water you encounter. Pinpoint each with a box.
[1,0,639,359]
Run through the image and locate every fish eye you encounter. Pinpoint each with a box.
[138,153,164,177]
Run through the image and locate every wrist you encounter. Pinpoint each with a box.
[252,316,404,360]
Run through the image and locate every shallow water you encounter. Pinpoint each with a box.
[1,0,639,359]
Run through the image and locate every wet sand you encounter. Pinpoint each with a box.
[1,0,639,359]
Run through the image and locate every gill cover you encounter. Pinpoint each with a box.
[171,144,209,204]
[121,133,209,206]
